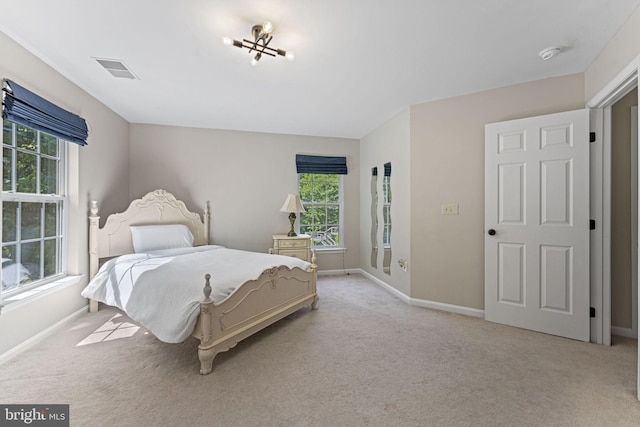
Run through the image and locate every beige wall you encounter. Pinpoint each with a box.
[360,109,411,295]
[585,6,640,102]
[611,88,638,328]
[409,74,585,309]
[128,124,360,271]
[0,32,130,355]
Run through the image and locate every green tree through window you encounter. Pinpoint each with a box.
[2,120,65,293]
[298,173,341,247]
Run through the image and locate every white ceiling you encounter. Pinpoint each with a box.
[1,0,639,139]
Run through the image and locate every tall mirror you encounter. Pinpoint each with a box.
[371,167,378,268]
[383,162,392,275]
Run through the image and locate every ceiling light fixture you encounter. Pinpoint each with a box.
[223,21,295,66]
[538,46,561,61]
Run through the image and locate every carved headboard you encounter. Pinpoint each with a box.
[89,189,210,278]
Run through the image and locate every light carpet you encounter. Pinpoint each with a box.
[0,274,638,426]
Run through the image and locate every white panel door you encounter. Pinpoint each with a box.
[485,109,590,341]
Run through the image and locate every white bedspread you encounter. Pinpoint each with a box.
[81,245,312,343]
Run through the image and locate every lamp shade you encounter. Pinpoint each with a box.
[280,194,306,213]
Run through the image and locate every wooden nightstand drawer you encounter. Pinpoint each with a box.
[279,249,308,259]
[279,239,309,248]
[271,234,311,262]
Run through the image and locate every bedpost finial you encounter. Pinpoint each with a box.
[90,200,98,216]
[203,273,212,301]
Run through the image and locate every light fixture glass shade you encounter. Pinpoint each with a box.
[280,194,306,213]
[285,51,296,61]
[222,37,232,46]
[262,21,273,34]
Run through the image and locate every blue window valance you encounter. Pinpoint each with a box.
[296,154,348,175]
[384,162,391,177]
[2,79,88,146]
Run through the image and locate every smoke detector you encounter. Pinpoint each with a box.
[538,46,561,61]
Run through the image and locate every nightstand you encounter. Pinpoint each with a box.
[270,234,311,262]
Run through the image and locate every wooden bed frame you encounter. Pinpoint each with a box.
[88,189,318,374]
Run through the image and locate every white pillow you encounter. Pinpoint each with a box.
[130,224,194,253]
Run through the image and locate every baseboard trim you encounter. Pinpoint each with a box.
[0,306,87,366]
[358,269,484,318]
[317,268,361,277]
[359,270,411,303]
[611,326,638,339]
[410,298,485,318]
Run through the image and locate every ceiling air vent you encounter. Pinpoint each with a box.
[94,58,138,79]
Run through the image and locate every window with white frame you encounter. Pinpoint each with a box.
[298,173,342,247]
[2,120,66,296]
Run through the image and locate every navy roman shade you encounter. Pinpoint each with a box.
[2,79,88,146]
[296,154,348,175]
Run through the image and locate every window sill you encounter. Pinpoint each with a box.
[0,275,83,315]
[312,247,347,254]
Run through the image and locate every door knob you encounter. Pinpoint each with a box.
[488,229,496,236]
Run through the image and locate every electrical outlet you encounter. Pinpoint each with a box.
[441,203,459,215]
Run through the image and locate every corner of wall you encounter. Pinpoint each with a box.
[359,109,411,297]
[585,6,640,102]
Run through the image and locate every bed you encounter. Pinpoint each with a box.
[83,189,318,374]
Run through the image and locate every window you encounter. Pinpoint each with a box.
[295,154,347,248]
[2,120,66,295]
[298,173,342,247]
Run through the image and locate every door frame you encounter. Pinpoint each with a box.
[632,105,639,340]
[586,56,639,400]
[587,57,639,345]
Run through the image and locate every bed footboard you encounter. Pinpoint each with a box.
[194,264,318,375]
